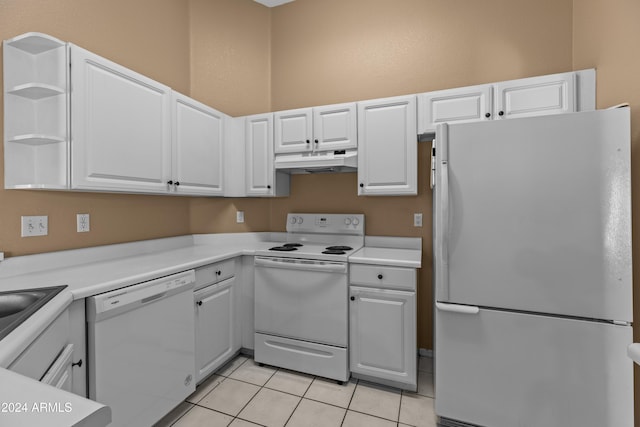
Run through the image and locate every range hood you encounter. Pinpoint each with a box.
[274,149,357,174]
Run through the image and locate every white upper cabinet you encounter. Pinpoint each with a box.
[418,84,492,134]
[358,95,417,196]
[246,113,290,197]
[171,92,225,196]
[313,103,357,151]
[274,108,313,154]
[3,33,69,190]
[494,71,574,120]
[417,70,595,134]
[274,103,357,154]
[70,44,172,193]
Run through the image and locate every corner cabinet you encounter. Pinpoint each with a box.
[70,44,173,193]
[245,113,290,197]
[4,33,227,196]
[357,95,417,196]
[349,264,417,391]
[171,92,225,196]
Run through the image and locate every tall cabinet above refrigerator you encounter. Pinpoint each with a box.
[432,108,633,427]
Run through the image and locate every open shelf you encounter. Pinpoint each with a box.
[8,83,65,100]
[6,32,65,54]
[9,134,66,146]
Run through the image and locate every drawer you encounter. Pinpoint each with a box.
[195,259,236,289]
[350,264,416,291]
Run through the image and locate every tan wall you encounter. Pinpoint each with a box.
[189,0,272,116]
[0,0,193,256]
[270,0,574,350]
[573,0,640,423]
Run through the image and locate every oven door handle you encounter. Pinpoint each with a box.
[254,256,347,273]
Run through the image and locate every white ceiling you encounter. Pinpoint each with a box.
[253,0,296,7]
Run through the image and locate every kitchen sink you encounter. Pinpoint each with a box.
[0,285,67,341]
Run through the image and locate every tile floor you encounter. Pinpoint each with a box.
[154,355,437,427]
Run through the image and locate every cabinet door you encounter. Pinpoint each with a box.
[195,278,237,383]
[494,71,575,120]
[274,108,313,154]
[357,95,417,195]
[418,84,492,134]
[41,343,74,392]
[349,286,416,389]
[70,45,171,193]
[246,113,274,196]
[313,102,357,152]
[172,92,224,196]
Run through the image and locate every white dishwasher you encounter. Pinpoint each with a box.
[87,270,196,427]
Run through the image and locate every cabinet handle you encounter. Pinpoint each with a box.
[167,180,173,185]
[197,301,203,306]
[306,139,310,144]
[359,183,364,188]
[498,111,504,116]
[72,359,83,368]
[377,274,383,280]
[485,112,491,118]
[350,296,355,301]
[175,181,180,186]
[216,270,221,276]
[267,185,272,189]
[314,139,319,144]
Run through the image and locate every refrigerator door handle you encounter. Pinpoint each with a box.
[436,302,480,314]
[435,123,450,301]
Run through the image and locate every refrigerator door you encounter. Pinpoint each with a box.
[435,307,634,427]
[434,109,631,322]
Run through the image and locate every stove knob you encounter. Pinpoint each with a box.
[289,217,296,225]
[352,218,360,226]
[344,218,352,226]
[297,216,304,224]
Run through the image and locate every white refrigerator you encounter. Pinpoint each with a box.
[432,108,634,427]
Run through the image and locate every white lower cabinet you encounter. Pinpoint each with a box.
[9,309,74,389]
[349,265,417,391]
[194,266,240,383]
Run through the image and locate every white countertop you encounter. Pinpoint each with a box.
[349,236,422,268]
[0,231,421,426]
[350,247,422,268]
[0,368,110,427]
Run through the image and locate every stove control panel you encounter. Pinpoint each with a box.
[286,213,365,235]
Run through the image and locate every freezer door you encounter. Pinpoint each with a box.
[434,109,632,322]
[435,307,634,427]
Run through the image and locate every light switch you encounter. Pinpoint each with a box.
[21,215,48,237]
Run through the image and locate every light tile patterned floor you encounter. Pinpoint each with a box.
[154,354,436,427]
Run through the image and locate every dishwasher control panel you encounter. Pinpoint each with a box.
[88,270,195,318]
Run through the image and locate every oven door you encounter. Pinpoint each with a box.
[254,256,348,347]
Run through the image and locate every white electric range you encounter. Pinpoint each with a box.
[254,213,365,383]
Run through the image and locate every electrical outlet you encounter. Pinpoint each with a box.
[21,215,48,237]
[414,213,423,227]
[236,211,245,223]
[77,213,90,232]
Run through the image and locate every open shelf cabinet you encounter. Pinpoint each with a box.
[4,32,69,189]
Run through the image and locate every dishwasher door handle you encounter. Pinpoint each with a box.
[254,257,347,274]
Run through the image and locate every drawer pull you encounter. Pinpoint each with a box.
[377,274,383,280]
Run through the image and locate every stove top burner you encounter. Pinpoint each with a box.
[325,245,353,251]
[269,246,298,251]
[283,243,303,248]
[322,249,347,255]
